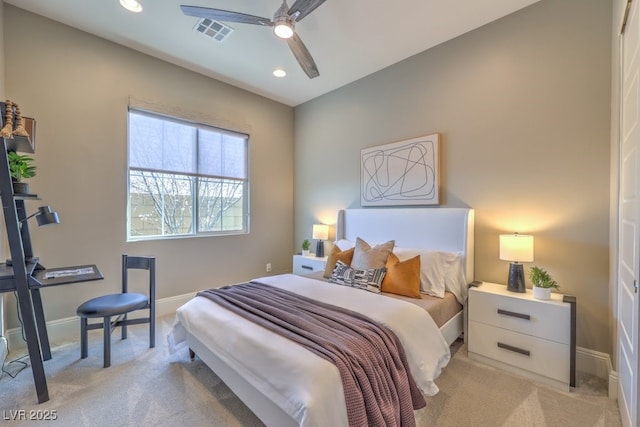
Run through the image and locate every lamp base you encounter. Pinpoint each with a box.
[507,262,526,293]
[315,240,324,258]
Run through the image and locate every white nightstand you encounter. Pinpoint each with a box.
[292,254,327,275]
[467,282,576,391]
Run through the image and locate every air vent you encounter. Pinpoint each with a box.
[193,18,234,42]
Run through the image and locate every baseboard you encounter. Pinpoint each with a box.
[5,292,195,356]
[576,346,612,378]
[576,345,617,399]
[609,371,618,400]
[0,336,8,366]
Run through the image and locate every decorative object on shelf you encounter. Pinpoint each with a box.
[499,233,534,293]
[529,265,559,300]
[312,224,329,258]
[0,100,29,138]
[12,103,29,137]
[8,151,36,194]
[1,100,13,138]
[301,239,311,256]
[361,133,440,206]
[0,101,35,152]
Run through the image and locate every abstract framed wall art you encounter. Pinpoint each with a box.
[361,133,440,206]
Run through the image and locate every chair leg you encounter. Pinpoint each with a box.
[80,317,88,359]
[122,313,127,340]
[103,317,111,368]
[150,311,155,349]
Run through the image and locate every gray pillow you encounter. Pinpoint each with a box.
[350,237,395,269]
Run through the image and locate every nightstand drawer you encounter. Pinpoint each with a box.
[469,321,570,383]
[469,286,570,344]
[293,255,327,275]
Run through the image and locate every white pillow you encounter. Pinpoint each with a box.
[393,248,466,301]
[334,239,355,251]
[445,254,468,304]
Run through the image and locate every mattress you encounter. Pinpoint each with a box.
[169,273,451,427]
[304,271,462,328]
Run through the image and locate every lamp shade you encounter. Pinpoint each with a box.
[312,224,329,241]
[35,206,60,226]
[499,233,534,262]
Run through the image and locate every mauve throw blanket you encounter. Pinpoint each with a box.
[197,281,426,427]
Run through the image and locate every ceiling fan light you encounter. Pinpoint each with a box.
[273,68,287,77]
[274,22,294,39]
[120,0,142,13]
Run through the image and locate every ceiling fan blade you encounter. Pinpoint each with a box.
[181,5,273,26]
[287,0,327,22]
[286,33,319,79]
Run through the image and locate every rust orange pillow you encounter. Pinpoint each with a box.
[323,246,355,278]
[381,253,421,298]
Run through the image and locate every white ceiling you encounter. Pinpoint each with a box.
[5,0,540,106]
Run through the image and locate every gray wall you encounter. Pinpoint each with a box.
[294,0,612,353]
[3,6,294,328]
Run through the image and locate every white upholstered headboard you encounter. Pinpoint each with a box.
[336,208,475,282]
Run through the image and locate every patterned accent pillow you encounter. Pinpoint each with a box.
[329,260,386,293]
[323,245,355,278]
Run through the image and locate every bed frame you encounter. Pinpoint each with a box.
[186,207,475,426]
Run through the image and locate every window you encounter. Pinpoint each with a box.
[127,109,249,240]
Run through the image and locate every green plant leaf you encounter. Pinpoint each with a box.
[528,265,559,289]
[7,151,36,182]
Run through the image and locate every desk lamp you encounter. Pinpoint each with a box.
[312,224,329,258]
[6,206,60,266]
[23,206,60,227]
[499,233,534,293]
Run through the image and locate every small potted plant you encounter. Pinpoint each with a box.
[8,151,36,194]
[302,239,311,256]
[528,266,559,300]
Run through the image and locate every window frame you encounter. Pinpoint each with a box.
[126,108,250,242]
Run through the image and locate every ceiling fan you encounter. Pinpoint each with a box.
[181,0,326,79]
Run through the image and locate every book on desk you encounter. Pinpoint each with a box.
[31,264,103,287]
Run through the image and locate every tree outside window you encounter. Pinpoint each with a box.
[127,109,249,240]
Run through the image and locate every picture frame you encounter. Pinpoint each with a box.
[361,133,440,206]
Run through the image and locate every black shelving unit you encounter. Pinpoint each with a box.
[0,133,50,402]
[0,105,103,403]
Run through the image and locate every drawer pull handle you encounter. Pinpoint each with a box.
[497,308,530,320]
[301,265,313,270]
[497,342,531,356]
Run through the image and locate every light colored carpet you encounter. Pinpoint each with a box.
[0,315,622,426]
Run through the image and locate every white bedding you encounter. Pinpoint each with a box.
[168,273,451,427]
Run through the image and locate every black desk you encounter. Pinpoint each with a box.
[31,264,103,287]
[0,262,103,360]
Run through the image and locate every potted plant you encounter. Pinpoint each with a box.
[302,239,311,256]
[528,266,559,300]
[8,151,36,194]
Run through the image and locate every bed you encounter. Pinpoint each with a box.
[168,207,474,427]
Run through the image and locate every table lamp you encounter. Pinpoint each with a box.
[499,233,534,293]
[312,224,329,258]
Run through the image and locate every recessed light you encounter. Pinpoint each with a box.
[273,69,287,78]
[120,0,142,13]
